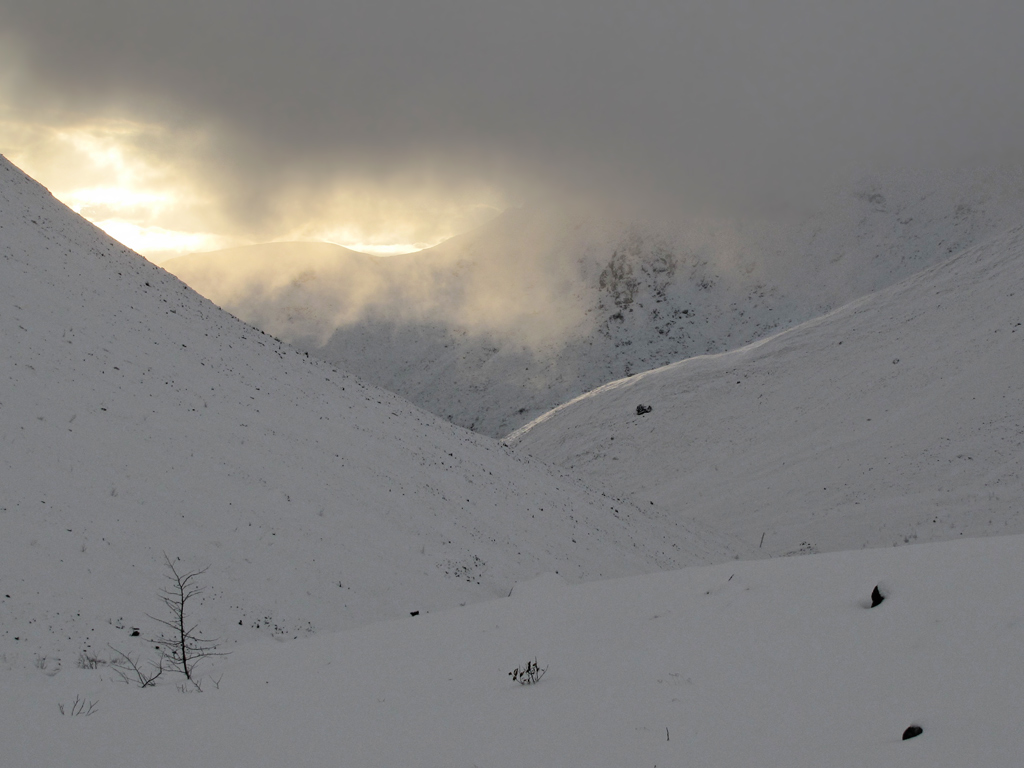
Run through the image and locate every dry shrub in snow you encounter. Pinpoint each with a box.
[509,658,548,685]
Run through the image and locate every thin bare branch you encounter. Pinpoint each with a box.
[108,644,165,688]
[59,695,99,716]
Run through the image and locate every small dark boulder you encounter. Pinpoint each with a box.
[902,725,923,740]
[636,404,653,415]
[870,585,885,608]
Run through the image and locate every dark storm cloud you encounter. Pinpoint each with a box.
[3,0,1024,229]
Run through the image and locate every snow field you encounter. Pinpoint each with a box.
[5,534,1023,767]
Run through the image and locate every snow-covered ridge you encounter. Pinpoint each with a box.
[510,223,1024,558]
[0,154,735,669]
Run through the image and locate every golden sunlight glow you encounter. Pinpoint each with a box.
[0,114,496,263]
[62,124,135,174]
[0,116,222,260]
[333,242,430,256]
[65,186,174,211]
[93,220,229,263]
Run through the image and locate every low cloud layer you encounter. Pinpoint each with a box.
[3,1,1024,254]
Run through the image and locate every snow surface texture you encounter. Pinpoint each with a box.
[166,167,1024,436]
[510,224,1024,558]
[6,535,1024,767]
[0,154,741,671]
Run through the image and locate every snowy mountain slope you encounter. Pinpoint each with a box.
[6,533,1024,768]
[0,155,739,671]
[509,224,1024,558]
[165,167,1024,436]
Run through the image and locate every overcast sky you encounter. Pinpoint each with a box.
[2,1,1024,258]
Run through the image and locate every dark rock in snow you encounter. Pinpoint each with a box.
[902,725,923,740]
[636,404,653,415]
[870,585,885,608]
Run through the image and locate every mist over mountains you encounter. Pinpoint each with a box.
[167,166,1024,436]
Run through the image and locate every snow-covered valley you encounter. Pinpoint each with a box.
[3,153,1024,766]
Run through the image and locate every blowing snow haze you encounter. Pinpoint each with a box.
[2,1,1024,257]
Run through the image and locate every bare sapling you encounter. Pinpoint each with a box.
[148,553,228,681]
